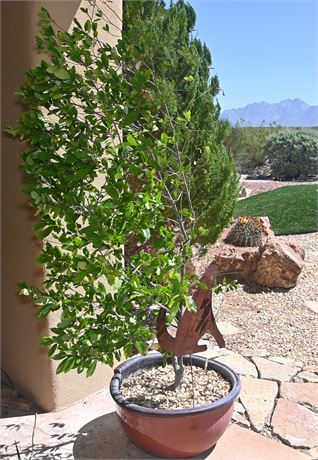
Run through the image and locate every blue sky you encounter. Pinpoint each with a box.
[186,0,318,110]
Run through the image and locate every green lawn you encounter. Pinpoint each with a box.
[235,185,318,235]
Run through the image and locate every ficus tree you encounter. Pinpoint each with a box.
[9,0,234,387]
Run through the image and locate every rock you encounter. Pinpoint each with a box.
[294,371,318,383]
[251,356,300,382]
[254,237,305,288]
[217,321,242,336]
[241,187,253,199]
[211,218,305,288]
[196,345,236,359]
[268,356,303,368]
[305,301,318,314]
[241,348,268,358]
[239,376,278,432]
[213,244,260,284]
[232,411,251,427]
[195,344,235,359]
[302,365,318,374]
[271,398,318,448]
[280,382,318,410]
[212,424,312,460]
[234,401,246,414]
[215,353,258,378]
[308,446,318,458]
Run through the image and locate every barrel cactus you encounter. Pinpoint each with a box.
[226,217,264,247]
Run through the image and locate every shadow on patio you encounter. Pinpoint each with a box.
[73,412,214,459]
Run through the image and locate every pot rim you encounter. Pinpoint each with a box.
[110,352,241,417]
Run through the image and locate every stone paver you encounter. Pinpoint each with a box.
[232,411,250,427]
[241,348,268,358]
[303,365,318,373]
[234,401,245,414]
[208,424,311,460]
[294,371,318,383]
[252,356,300,382]
[271,398,318,449]
[309,446,318,459]
[217,321,242,335]
[196,344,235,359]
[215,353,258,377]
[239,376,278,432]
[305,300,318,313]
[268,356,303,368]
[280,382,318,410]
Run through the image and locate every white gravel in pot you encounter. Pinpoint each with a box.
[121,364,231,410]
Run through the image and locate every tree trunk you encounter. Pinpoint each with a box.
[166,355,184,391]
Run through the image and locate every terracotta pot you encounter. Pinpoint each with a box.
[110,353,241,458]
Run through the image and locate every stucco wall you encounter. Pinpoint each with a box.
[1,0,122,411]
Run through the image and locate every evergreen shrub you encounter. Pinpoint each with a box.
[264,129,318,179]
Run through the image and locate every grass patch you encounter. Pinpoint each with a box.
[235,185,317,235]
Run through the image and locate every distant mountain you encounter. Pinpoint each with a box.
[221,99,318,127]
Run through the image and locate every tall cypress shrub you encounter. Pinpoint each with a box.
[123,0,239,245]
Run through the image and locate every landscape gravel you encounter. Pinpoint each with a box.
[199,232,318,366]
[120,364,231,410]
[241,179,318,195]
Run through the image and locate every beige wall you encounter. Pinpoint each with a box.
[1,0,122,411]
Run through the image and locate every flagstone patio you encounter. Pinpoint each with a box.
[1,347,317,459]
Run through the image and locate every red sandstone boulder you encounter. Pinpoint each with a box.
[254,237,305,288]
[213,245,260,285]
[210,217,305,289]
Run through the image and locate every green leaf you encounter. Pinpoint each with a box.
[183,75,194,81]
[40,336,52,347]
[73,237,83,247]
[77,261,87,270]
[38,7,51,21]
[160,133,168,144]
[127,134,137,146]
[18,283,31,296]
[84,20,92,32]
[123,343,133,358]
[48,343,58,357]
[31,191,39,200]
[46,65,70,80]
[142,228,151,241]
[134,340,147,355]
[56,357,76,374]
[86,360,97,377]
[38,304,52,320]
[123,110,139,125]
[184,111,191,122]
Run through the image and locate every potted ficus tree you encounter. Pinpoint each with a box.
[9,1,240,457]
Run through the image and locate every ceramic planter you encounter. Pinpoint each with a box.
[110,353,241,458]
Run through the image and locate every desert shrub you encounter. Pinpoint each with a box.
[224,123,281,174]
[264,129,318,179]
